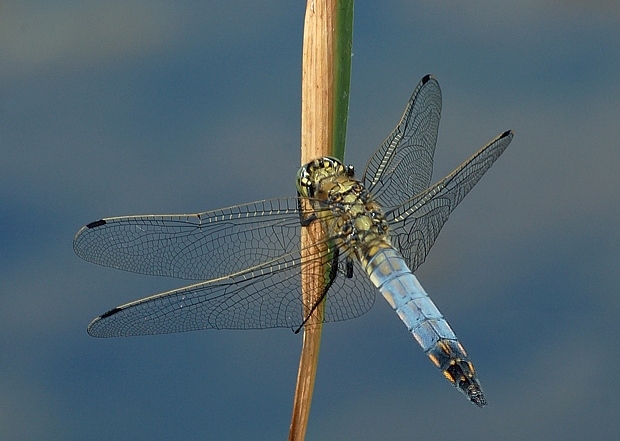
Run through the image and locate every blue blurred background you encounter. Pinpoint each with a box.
[1,1,619,439]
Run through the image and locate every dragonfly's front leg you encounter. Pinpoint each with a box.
[297,192,318,226]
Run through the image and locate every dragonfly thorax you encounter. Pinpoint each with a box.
[297,157,390,260]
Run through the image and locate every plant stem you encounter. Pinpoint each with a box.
[289,1,353,440]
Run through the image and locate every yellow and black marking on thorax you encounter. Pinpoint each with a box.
[296,157,391,260]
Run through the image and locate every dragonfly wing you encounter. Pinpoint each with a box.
[363,74,441,208]
[387,130,514,272]
[74,198,303,280]
[322,254,377,323]
[87,247,377,337]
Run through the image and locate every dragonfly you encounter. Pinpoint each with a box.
[74,74,513,407]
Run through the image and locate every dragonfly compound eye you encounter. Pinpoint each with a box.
[296,157,347,197]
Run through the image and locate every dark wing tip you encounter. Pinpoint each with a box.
[421,73,435,84]
[99,307,121,319]
[500,129,514,139]
[87,307,122,338]
[86,219,107,229]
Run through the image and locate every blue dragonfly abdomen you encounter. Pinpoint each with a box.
[362,245,485,407]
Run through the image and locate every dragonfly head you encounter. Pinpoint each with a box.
[296,157,355,198]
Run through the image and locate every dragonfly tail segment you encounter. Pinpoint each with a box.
[362,246,486,407]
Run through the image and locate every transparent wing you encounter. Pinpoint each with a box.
[386,130,514,272]
[74,198,304,281]
[87,246,377,337]
[363,74,441,207]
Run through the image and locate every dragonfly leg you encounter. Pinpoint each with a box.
[294,248,340,333]
[297,193,318,226]
[345,257,354,278]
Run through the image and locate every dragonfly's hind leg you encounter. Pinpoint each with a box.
[345,256,354,278]
[294,247,340,333]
